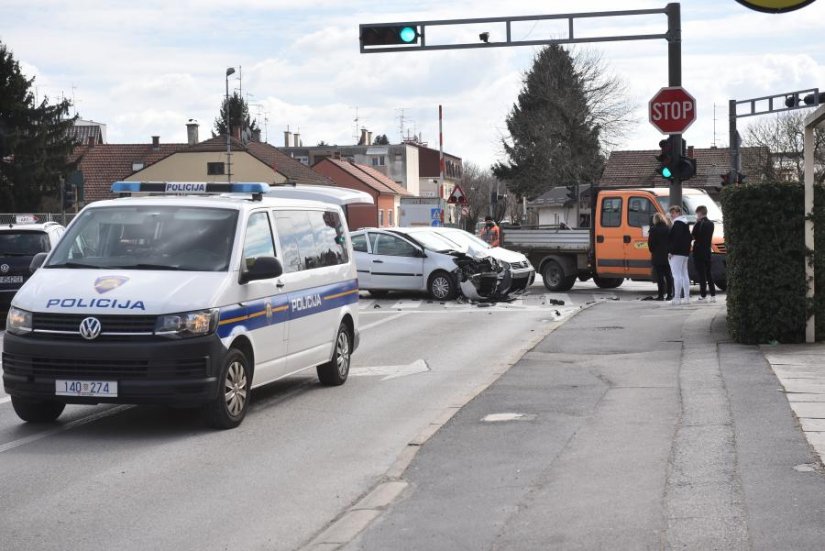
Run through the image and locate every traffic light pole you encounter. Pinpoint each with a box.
[666,3,682,210]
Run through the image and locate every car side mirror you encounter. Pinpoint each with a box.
[417,249,427,258]
[30,252,48,273]
[240,256,283,284]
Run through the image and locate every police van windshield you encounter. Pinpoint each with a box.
[47,206,239,271]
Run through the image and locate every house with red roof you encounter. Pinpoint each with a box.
[312,158,412,230]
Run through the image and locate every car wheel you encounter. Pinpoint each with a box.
[542,260,576,292]
[593,276,624,289]
[206,348,251,430]
[11,396,65,423]
[428,270,456,300]
[317,323,352,386]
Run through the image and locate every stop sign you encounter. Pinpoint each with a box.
[649,86,697,134]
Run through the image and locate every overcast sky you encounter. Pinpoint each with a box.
[4,0,825,167]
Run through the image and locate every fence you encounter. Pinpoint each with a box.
[0,213,77,226]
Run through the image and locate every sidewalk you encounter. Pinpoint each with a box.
[333,300,825,550]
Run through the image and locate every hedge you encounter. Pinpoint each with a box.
[720,182,825,344]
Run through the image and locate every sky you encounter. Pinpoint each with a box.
[3,0,825,168]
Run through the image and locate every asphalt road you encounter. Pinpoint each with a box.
[0,281,621,551]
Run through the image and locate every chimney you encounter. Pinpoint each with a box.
[367,131,373,145]
[151,136,160,151]
[687,145,695,158]
[232,126,241,140]
[252,129,261,143]
[293,132,301,147]
[284,130,292,147]
[186,120,199,145]
[359,128,368,146]
[87,136,95,148]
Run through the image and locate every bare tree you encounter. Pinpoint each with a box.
[461,162,499,231]
[744,111,825,184]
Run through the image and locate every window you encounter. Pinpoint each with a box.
[207,162,225,175]
[628,197,655,228]
[351,233,368,253]
[378,210,385,227]
[371,155,385,166]
[601,198,622,228]
[0,231,50,255]
[371,233,418,257]
[243,212,275,270]
[274,211,315,273]
[308,210,349,267]
[388,209,394,227]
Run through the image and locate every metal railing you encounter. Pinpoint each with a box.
[0,213,77,226]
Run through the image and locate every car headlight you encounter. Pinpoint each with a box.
[6,307,33,335]
[155,308,219,338]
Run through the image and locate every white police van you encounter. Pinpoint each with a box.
[2,182,368,429]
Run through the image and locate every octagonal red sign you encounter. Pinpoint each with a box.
[649,86,697,134]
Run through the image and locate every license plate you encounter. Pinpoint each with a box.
[56,380,118,398]
[0,276,23,283]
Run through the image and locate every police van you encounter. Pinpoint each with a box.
[2,182,369,429]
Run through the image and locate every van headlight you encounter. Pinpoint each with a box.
[6,307,33,335]
[155,308,219,338]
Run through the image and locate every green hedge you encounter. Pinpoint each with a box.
[721,182,825,344]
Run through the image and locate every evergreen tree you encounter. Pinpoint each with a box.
[0,41,77,211]
[213,92,260,142]
[372,134,390,145]
[494,45,627,200]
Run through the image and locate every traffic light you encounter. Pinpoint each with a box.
[360,24,420,47]
[655,137,675,180]
[62,178,75,211]
[785,94,800,108]
[677,154,697,181]
[803,92,825,106]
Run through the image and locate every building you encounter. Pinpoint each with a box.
[312,158,412,230]
[527,185,592,228]
[70,119,107,146]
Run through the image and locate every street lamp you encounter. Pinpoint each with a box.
[225,67,235,182]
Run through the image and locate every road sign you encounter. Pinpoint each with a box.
[649,86,697,134]
[447,184,467,204]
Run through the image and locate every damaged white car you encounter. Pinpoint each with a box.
[350,227,526,301]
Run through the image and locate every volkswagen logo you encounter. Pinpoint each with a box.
[79,317,102,341]
[0,264,9,274]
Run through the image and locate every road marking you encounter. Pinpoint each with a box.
[360,312,409,331]
[389,300,422,310]
[0,405,133,454]
[350,359,429,381]
[0,396,10,405]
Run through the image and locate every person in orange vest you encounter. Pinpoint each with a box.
[479,215,501,247]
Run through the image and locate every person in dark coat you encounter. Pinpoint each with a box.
[668,205,692,305]
[691,205,716,302]
[647,213,673,301]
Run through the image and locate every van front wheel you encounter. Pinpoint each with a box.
[318,323,352,386]
[206,349,251,430]
[11,396,65,423]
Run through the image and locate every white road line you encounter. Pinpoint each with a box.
[0,405,133,454]
[360,312,409,331]
[389,300,422,310]
[0,396,10,405]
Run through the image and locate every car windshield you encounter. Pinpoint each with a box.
[0,231,50,256]
[657,195,724,224]
[401,230,462,252]
[46,206,239,271]
[438,229,491,250]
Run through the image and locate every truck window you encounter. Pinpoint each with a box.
[628,197,655,228]
[601,198,622,228]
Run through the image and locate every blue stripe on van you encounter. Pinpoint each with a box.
[216,279,358,338]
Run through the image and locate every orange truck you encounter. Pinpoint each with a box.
[502,187,727,292]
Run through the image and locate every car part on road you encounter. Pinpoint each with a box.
[453,253,514,301]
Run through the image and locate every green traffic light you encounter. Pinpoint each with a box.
[399,26,417,43]
[661,167,672,179]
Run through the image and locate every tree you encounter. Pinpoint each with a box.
[493,45,632,200]
[213,92,260,142]
[372,134,390,145]
[744,111,825,184]
[0,41,77,211]
[460,162,505,231]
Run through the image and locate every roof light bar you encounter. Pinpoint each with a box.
[111,181,270,195]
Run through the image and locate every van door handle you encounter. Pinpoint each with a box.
[276,281,285,289]
[623,235,631,244]
[373,260,384,264]
[596,235,605,243]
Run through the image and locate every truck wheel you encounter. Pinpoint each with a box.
[206,348,251,430]
[428,271,456,300]
[317,323,352,386]
[593,276,624,289]
[542,260,576,292]
[11,396,65,423]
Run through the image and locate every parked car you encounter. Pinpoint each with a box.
[0,221,65,310]
[426,227,536,294]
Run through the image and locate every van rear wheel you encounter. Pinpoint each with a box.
[318,323,352,386]
[205,348,251,430]
[593,276,623,289]
[11,396,65,423]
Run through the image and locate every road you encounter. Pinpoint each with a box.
[0,280,644,551]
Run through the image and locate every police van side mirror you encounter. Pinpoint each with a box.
[30,252,48,273]
[240,256,283,284]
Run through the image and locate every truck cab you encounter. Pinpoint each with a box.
[593,187,726,286]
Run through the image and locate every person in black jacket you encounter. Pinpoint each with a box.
[647,213,673,301]
[668,205,692,305]
[691,205,716,302]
